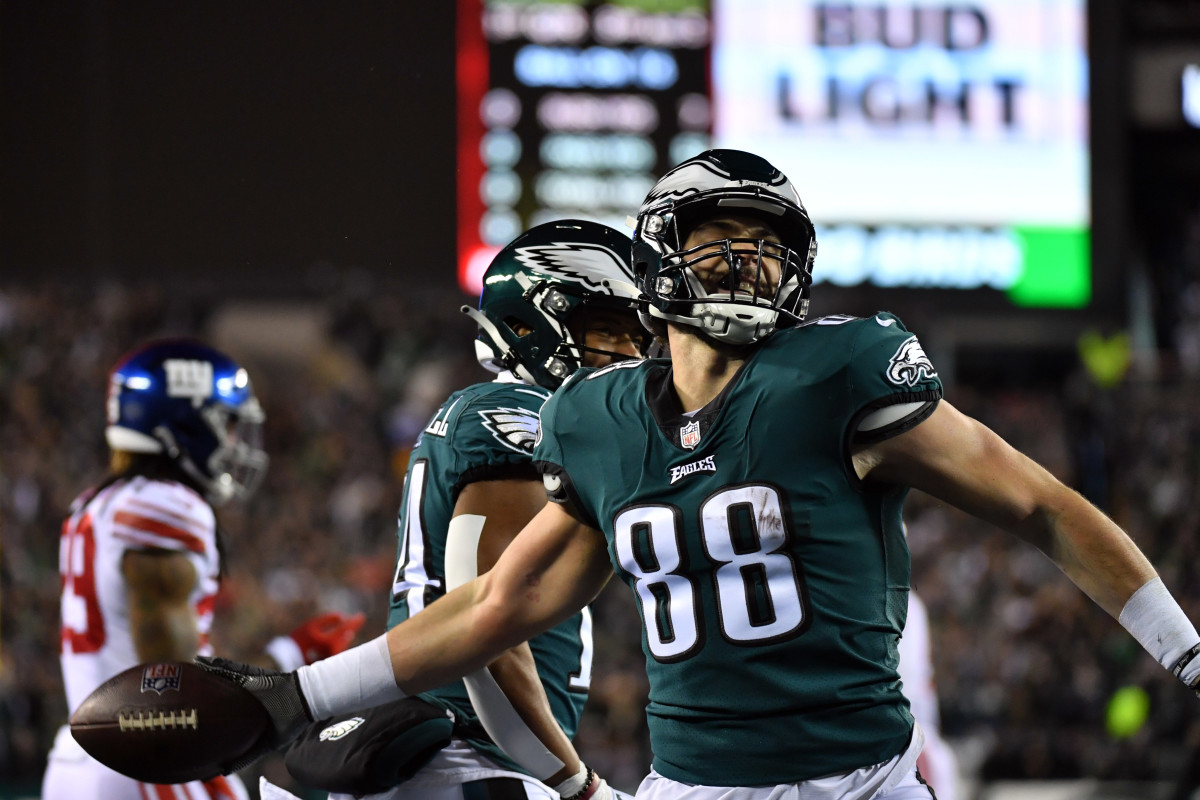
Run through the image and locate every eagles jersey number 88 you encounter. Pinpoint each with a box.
[613,483,805,660]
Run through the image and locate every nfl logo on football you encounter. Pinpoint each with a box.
[140,663,183,695]
[680,420,701,450]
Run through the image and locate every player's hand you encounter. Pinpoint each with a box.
[193,656,313,772]
[585,777,616,800]
[578,773,618,800]
[290,612,366,664]
[555,764,618,800]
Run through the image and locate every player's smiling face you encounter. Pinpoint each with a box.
[682,216,783,301]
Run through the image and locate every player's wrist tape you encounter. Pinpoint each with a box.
[265,635,307,673]
[554,763,597,800]
[1118,577,1200,686]
[296,633,404,719]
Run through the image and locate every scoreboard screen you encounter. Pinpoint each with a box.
[456,0,710,294]
[458,0,1092,311]
[713,0,1090,308]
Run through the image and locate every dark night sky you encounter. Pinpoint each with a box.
[1,2,457,289]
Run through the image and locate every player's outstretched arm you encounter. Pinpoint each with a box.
[197,502,614,767]
[386,500,613,697]
[856,399,1200,693]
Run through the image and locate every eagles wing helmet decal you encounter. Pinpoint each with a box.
[513,242,636,292]
[886,336,938,387]
[641,155,795,208]
[479,407,542,453]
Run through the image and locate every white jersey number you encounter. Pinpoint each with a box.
[614,484,807,661]
[60,512,105,653]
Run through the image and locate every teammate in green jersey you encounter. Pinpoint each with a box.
[261,220,646,800]
[203,151,1200,800]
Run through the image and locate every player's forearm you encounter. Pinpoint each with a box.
[387,575,530,694]
[1028,484,1200,690]
[298,506,609,720]
[295,576,531,720]
[1031,487,1157,618]
[888,405,1156,616]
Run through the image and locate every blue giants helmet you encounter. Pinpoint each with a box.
[105,339,269,505]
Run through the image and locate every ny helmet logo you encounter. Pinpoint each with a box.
[680,420,701,449]
[163,359,214,405]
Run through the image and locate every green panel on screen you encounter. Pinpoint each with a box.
[1009,226,1092,308]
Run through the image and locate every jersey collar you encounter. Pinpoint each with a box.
[644,359,750,452]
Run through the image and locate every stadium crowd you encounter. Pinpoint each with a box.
[3,273,1200,795]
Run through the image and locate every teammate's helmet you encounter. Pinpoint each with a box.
[463,219,643,389]
[632,149,817,345]
[105,339,269,505]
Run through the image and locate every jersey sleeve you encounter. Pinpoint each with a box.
[110,480,217,558]
[531,380,600,529]
[445,386,550,492]
[846,312,943,438]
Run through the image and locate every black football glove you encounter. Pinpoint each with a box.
[1170,643,1200,699]
[193,656,313,773]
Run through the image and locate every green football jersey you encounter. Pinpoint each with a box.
[534,313,943,785]
[388,378,592,774]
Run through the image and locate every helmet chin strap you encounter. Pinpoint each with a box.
[646,303,776,346]
[652,270,780,346]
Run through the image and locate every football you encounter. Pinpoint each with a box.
[69,661,270,784]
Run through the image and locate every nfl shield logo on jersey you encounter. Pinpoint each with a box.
[140,663,183,695]
[680,420,701,449]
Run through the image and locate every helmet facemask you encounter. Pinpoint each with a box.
[151,398,269,507]
[655,235,810,344]
[637,211,814,346]
[632,149,818,346]
[493,280,645,385]
[559,290,647,368]
[200,399,269,505]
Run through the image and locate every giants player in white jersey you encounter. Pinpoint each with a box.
[898,593,961,800]
[42,339,365,800]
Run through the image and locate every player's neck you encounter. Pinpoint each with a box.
[667,324,748,413]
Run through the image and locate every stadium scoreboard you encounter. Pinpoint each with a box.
[458,1,1094,316]
[456,0,710,294]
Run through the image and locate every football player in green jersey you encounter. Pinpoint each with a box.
[261,220,646,800]
[203,151,1200,800]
